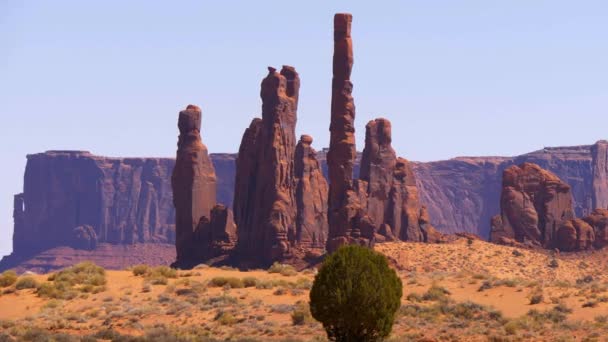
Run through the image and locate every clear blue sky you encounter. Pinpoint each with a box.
[1,1,607,257]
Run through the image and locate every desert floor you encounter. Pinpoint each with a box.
[1,237,607,341]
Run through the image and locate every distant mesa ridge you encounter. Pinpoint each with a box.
[2,140,607,271]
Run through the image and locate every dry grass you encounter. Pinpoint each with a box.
[0,238,607,340]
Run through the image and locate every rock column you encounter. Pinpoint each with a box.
[172,105,217,267]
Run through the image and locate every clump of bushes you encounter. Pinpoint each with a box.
[37,261,106,299]
[131,265,177,286]
[406,292,423,302]
[529,289,544,305]
[511,249,524,257]
[548,258,559,268]
[310,245,402,342]
[131,264,149,276]
[0,270,17,287]
[423,284,451,301]
[15,276,38,290]
[291,300,312,326]
[209,277,244,289]
[242,276,258,288]
[214,311,237,326]
[478,278,520,292]
[400,300,503,323]
[268,262,298,276]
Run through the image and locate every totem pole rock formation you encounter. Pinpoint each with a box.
[172,105,218,267]
[326,13,376,252]
[234,66,300,265]
[295,135,329,249]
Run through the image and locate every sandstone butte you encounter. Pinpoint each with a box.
[491,162,608,251]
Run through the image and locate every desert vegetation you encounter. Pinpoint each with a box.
[0,237,608,341]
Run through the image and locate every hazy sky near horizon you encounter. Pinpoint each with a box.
[1,1,607,257]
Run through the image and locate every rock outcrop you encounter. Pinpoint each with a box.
[191,204,237,261]
[582,209,608,248]
[71,225,98,250]
[294,135,329,249]
[555,219,595,251]
[234,66,300,265]
[490,162,608,251]
[326,13,376,252]
[172,105,218,267]
[490,163,575,247]
[359,118,438,242]
[414,142,608,238]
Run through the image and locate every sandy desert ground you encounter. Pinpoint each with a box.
[0,237,607,341]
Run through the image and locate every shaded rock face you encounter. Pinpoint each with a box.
[360,118,396,229]
[172,105,218,267]
[582,209,608,248]
[556,219,595,252]
[234,66,300,265]
[192,204,237,261]
[10,151,176,259]
[71,225,97,250]
[490,163,574,248]
[294,135,329,249]
[326,13,376,252]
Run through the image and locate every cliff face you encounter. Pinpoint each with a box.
[11,151,176,259]
[412,143,606,239]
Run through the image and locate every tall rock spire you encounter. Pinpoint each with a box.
[326,13,376,252]
[172,104,217,267]
[234,66,300,265]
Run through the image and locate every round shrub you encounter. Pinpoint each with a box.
[309,245,403,342]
